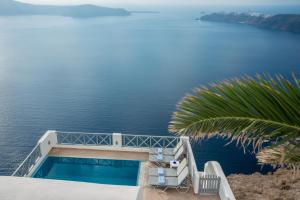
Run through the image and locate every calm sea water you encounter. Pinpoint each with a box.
[0,8,299,176]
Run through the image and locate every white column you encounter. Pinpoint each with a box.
[113,133,122,147]
[38,130,58,157]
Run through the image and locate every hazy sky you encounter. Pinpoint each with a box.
[17,0,300,6]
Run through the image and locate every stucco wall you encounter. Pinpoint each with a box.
[204,161,236,200]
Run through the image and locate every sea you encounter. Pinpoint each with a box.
[0,5,299,176]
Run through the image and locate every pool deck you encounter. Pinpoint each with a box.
[49,147,149,161]
[47,147,220,200]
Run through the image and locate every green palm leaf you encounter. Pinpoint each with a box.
[169,74,300,166]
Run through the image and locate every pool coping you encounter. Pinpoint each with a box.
[32,155,144,187]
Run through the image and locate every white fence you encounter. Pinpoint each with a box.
[11,145,42,177]
[122,134,180,148]
[12,130,57,177]
[183,137,235,199]
[199,174,221,194]
[57,132,113,146]
[204,161,236,200]
[13,131,181,176]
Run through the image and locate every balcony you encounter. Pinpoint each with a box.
[8,130,236,200]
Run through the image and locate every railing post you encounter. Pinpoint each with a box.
[113,133,122,147]
[38,130,58,157]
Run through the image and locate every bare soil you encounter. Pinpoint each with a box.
[227,169,300,200]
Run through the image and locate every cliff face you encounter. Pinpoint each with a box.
[227,169,300,200]
[0,0,130,17]
[201,13,300,34]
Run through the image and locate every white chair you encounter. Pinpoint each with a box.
[149,145,185,163]
[148,158,187,177]
[148,166,190,192]
[149,140,183,156]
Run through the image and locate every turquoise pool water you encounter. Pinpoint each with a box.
[33,156,140,186]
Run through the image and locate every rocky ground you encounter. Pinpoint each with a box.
[227,169,300,200]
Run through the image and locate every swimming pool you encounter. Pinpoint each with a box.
[33,156,140,186]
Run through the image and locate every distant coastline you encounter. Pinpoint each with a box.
[130,11,159,14]
[200,12,300,34]
[0,0,130,18]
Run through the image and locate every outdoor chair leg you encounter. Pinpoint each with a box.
[162,186,169,192]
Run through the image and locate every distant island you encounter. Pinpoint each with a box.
[0,0,130,18]
[200,12,300,34]
[130,11,159,14]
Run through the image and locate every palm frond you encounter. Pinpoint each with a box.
[257,144,300,170]
[169,74,300,165]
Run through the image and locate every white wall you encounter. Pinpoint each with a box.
[38,130,58,156]
[112,133,122,147]
[204,161,236,200]
[27,130,58,176]
[182,136,236,198]
[181,137,200,194]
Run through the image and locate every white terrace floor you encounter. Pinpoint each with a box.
[0,176,141,200]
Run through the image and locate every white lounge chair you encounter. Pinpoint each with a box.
[149,145,185,163]
[149,140,183,156]
[148,158,187,177]
[148,166,189,192]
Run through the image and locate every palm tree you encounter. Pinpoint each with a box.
[169,74,300,170]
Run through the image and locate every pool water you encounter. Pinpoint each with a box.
[33,156,140,186]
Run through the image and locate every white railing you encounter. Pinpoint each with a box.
[12,144,42,177]
[12,131,181,177]
[57,132,113,146]
[199,174,221,194]
[56,132,180,148]
[12,130,57,177]
[183,138,231,198]
[122,134,180,148]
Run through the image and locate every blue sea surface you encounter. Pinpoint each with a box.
[0,7,299,176]
[33,157,140,186]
